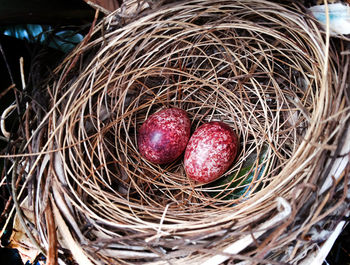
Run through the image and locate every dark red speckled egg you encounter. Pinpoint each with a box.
[184,121,238,183]
[138,108,191,164]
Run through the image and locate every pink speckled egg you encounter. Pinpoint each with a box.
[184,121,238,183]
[138,108,191,164]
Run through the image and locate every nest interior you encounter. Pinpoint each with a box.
[9,0,350,264]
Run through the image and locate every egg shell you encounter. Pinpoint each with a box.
[138,108,191,164]
[184,121,238,183]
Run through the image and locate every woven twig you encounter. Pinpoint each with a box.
[3,0,349,264]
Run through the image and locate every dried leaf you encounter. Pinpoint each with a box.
[9,198,40,264]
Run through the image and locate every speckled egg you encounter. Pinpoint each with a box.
[184,121,238,183]
[138,108,191,164]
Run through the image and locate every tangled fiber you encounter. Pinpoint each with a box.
[5,0,350,264]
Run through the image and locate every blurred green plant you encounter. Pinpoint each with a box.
[1,24,83,53]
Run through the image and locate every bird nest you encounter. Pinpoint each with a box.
[7,0,350,264]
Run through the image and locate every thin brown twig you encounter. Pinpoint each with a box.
[45,199,58,265]
[59,9,100,86]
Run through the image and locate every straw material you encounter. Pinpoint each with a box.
[4,0,350,264]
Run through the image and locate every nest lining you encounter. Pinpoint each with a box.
[56,1,320,219]
[8,0,350,264]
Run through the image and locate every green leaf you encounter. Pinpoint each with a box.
[204,145,268,200]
